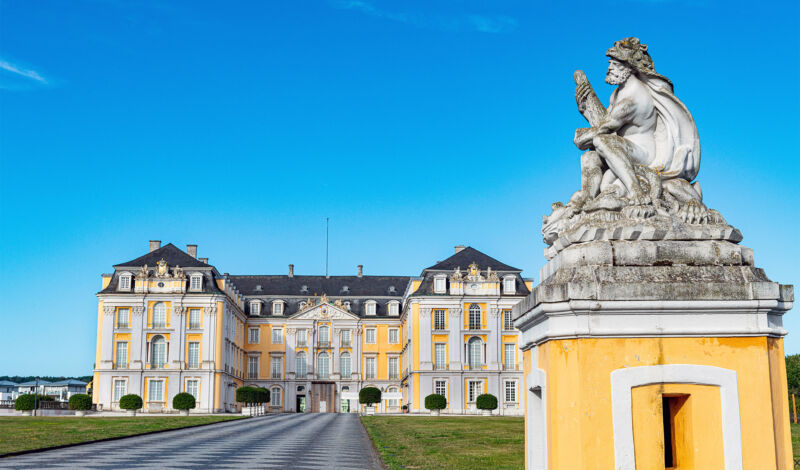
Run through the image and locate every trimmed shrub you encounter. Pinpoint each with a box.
[235,386,269,404]
[119,394,143,410]
[172,393,196,410]
[14,394,53,411]
[402,405,408,411]
[359,387,381,405]
[476,393,498,410]
[256,387,270,404]
[68,394,93,411]
[424,394,447,411]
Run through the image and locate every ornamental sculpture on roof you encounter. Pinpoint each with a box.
[542,38,732,254]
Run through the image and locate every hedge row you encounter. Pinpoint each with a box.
[14,394,55,411]
[235,386,270,404]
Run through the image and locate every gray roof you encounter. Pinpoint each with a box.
[424,246,521,272]
[18,380,51,386]
[0,380,18,386]
[49,379,88,386]
[115,243,210,268]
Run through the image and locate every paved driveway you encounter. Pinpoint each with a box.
[0,413,383,469]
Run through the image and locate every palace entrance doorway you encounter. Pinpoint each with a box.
[310,381,336,413]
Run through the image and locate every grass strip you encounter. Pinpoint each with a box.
[361,416,524,470]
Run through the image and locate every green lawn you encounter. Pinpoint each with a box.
[361,416,524,470]
[792,423,800,460]
[0,415,243,455]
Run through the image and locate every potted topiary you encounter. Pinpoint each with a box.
[235,386,269,415]
[476,393,498,416]
[68,394,93,417]
[14,394,36,416]
[424,394,446,416]
[119,394,143,416]
[359,387,381,415]
[172,393,196,416]
[402,404,408,414]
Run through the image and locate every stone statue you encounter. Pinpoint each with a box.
[137,264,149,279]
[543,38,729,252]
[173,265,185,279]
[155,258,169,278]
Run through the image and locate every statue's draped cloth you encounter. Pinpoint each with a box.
[643,75,700,181]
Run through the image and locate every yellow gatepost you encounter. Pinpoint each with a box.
[515,37,794,470]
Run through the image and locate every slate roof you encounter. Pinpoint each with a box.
[114,243,211,268]
[18,380,51,386]
[49,379,88,386]
[0,380,18,386]
[424,246,520,272]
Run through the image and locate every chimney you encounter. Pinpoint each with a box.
[187,244,197,259]
[288,264,294,277]
[149,240,161,252]
[454,245,466,254]
[357,265,363,278]
[199,257,209,264]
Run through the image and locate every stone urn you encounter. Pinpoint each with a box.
[365,406,375,416]
[20,411,32,416]
[75,410,86,417]
[430,409,440,416]
[180,409,189,416]
[481,409,491,416]
[126,409,137,417]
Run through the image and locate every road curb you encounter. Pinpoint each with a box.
[0,415,250,459]
[359,416,390,470]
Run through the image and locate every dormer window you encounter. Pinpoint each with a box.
[189,274,202,291]
[388,285,396,294]
[434,275,447,294]
[388,301,400,316]
[272,300,284,316]
[365,301,377,316]
[118,273,132,291]
[503,276,516,294]
[250,301,262,316]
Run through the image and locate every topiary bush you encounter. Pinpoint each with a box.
[476,393,498,410]
[68,394,92,411]
[235,386,270,404]
[14,394,53,411]
[424,394,447,410]
[359,387,381,405]
[172,393,196,410]
[119,394,143,410]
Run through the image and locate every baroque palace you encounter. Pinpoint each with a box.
[93,241,532,414]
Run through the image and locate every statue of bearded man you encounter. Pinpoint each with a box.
[568,37,703,220]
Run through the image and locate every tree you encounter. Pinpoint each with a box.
[359,387,381,406]
[786,355,800,395]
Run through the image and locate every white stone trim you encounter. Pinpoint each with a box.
[610,364,742,470]
[516,299,790,350]
[526,348,547,470]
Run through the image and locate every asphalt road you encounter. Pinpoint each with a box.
[0,413,384,469]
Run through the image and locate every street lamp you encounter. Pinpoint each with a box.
[33,377,39,417]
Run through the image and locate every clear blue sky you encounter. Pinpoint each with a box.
[1,0,798,376]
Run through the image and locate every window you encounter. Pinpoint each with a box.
[366,328,376,344]
[504,344,516,370]
[115,341,128,368]
[340,352,351,377]
[433,309,446,330]
[247,356,259,379]
[434,276,446,293]
[468,380,483,402]
[113,379,126,401]
[150,335,167,368]
[389,357,399,379]
[186,379,199,400]
[505,381,517,403]
[366,357,377,379]
[434,379,447,397]
[434,343,446,369]
[188,342,200,368]
[119,274,132,291]
[366,301,376,316]
[296,352,307,377]
[272,301,283,316]
[317,353,330,378]
[318,326,330,346]
[467,337,482,369]
[250,302,261,316]
[503,276,515,294]
[148,379,164,402]
[388,302,399,316]
[387,386,400,407]
[271,357,282,379]
[341,329,351,347]
[468,304,481,330]
[389,328,399,344]
[271,387,282,407]
[190,275,202,291]
[249,328,260,344]
[503,310,513,330]
[152,302,167,328]
[297,329,307,346]
[117,308,129,328]
[272,328,283,344]
[188,308,201,329]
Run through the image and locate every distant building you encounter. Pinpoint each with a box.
[17,380,50,396]
[47,380,89,401]
[0,381,18,401]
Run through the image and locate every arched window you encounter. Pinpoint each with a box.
[296,352,307,378]
[467,337,482,369]
[468,303,481,330]
[387,386,400,407]
[153,302,167,328]
[317,352,330,379]
[151,335,167,368]
[340,352,351,377]
[318,326,330,345]
[270,386,282,407]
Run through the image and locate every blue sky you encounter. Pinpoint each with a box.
[1,0,798,375]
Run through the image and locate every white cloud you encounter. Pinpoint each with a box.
[0,59,47,84]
